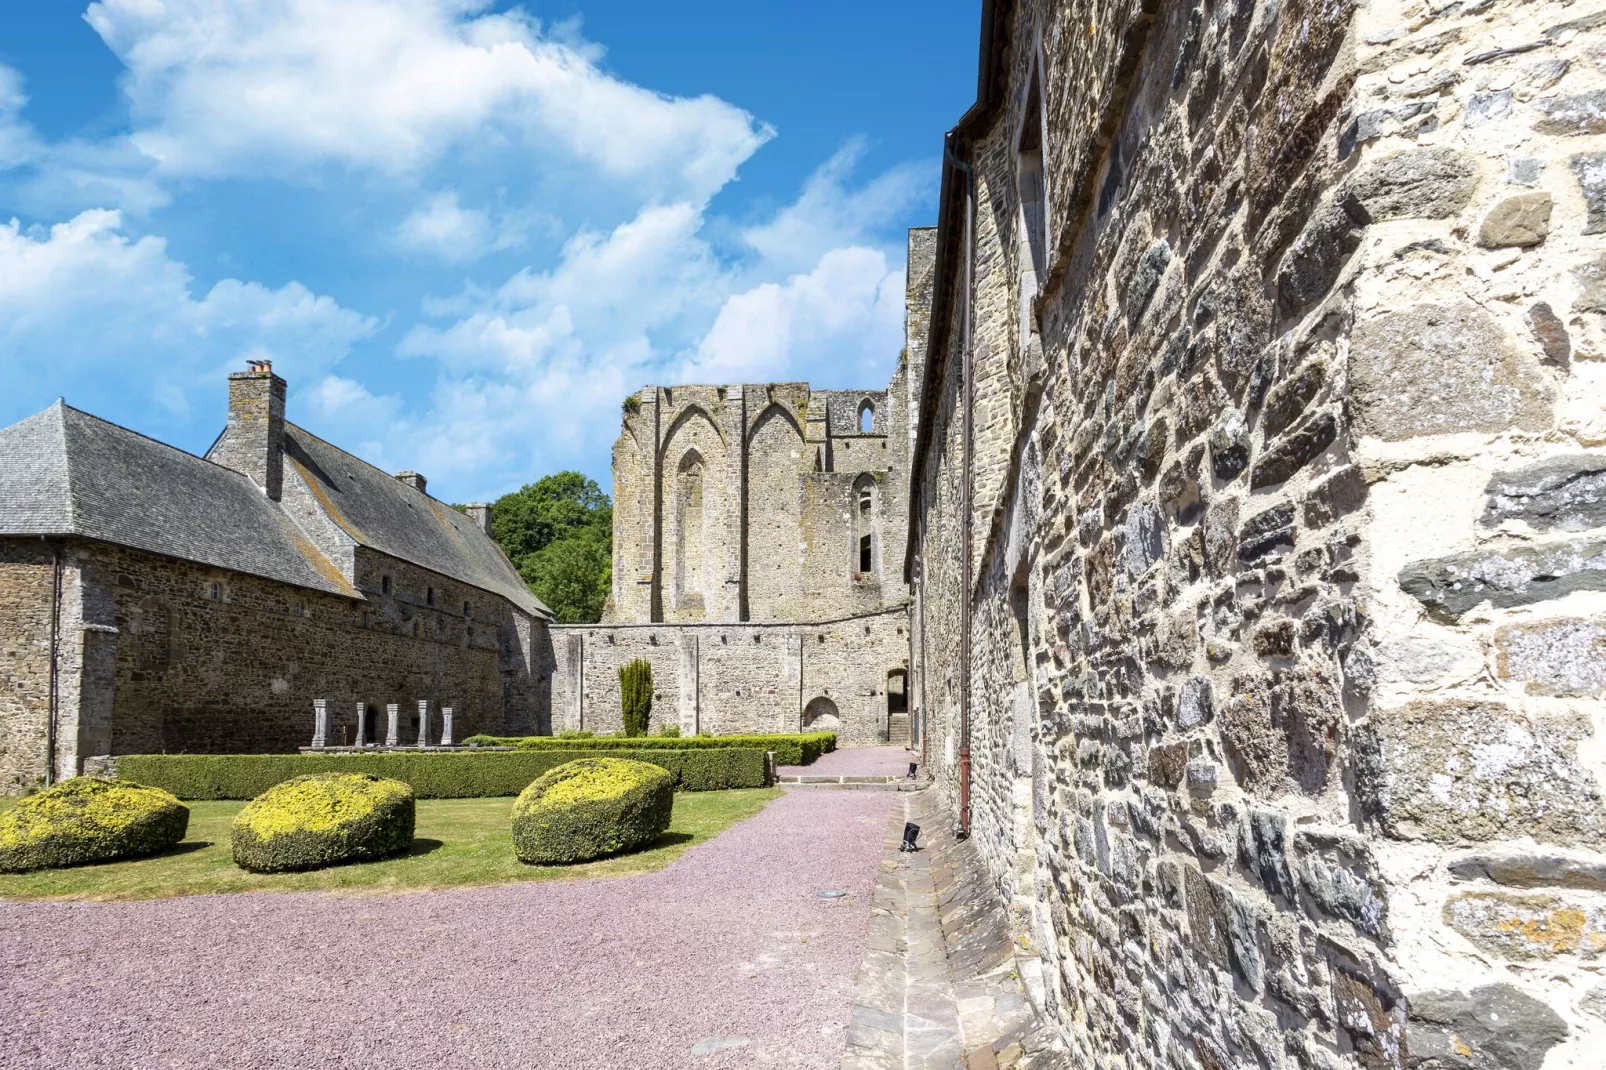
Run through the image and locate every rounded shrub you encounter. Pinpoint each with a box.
[0,777,189,873]
[232,773,415,873]
[511,757,674,865]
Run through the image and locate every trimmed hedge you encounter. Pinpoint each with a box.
[117,747,768,800]
[0,778,189,873]
[512,758,674,864]
[464,731,836,766]
[232,773,415,873]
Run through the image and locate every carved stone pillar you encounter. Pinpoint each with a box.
[416,700,431,749]
[311,699,328,749]
[440,707,454,747]
[354,703,367,746]
[385,703,400,747]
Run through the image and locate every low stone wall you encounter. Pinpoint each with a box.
[545,608,909,746]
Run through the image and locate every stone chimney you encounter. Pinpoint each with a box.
[396,472,428,494]
[466,502,493,536]
[211,360,286,499]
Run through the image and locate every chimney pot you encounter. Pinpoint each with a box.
[396,472,428,494]
[466,502,493,537]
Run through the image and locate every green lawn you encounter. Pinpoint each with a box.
[0,788,780,902]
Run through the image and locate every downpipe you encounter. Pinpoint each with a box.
[948,138,976,842]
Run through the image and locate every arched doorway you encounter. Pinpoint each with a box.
[802,696,841,732]
[886,670,909,746]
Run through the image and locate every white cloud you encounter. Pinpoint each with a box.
[0,65,41,171]
[84,0,772,202]
[396,191,500,263]
[0,210,376,420]
[684,246,907,386]
[741,140,930,275]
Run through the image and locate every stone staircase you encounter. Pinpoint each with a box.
[887,712,911,748]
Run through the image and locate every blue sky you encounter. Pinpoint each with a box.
[0,1,978,501]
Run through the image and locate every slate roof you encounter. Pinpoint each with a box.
[0,402,355,597]
[282,425,547,617]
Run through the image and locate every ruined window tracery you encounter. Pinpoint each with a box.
[673,449,707,613]
[858,400,875,434]
[854,475,878,578]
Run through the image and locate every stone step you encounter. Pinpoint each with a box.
[887,713,911,748]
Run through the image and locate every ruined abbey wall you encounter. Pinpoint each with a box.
[606,371,917,626]
[911,1,1606,1068]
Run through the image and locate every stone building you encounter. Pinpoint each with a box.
[908,2,1606,1068]
[0,362,550,789]
[546,232,939,745]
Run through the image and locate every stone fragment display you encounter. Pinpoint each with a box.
[1482,455,1606,531]
[1476,192,1553,248]
[1407,984,1568,1070]
[1444,891,1606,960]
[1362,700,1605,844]
[1349,303,1551,440]
[1494,617,1606,696]
[1399,538,1606,619]
[1346,146,1479,219]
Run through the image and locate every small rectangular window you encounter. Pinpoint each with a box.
[381,575,391,595]
[859,535,873,573]
[208,582,222,603]
[426,586,435,606]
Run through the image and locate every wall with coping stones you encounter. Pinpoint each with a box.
[545,608,909,746]
[0,535,546,788]
[911,1,1606,1068]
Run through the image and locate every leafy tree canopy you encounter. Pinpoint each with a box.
[473,473,612,624]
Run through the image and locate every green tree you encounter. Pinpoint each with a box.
[474,472,613,623]
[619,659,653,737]
[490,472,612,562]
[519,526,611,624]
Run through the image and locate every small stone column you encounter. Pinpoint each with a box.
[417,700,431,749]
[354,703,367,747]
[440,707,454,747]
[385,703,400,747]
[311,699,328,749]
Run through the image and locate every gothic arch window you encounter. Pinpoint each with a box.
[858,399,875,434]
[854,474,878,577]
[674,449,707,612]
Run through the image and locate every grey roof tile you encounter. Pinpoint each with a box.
[281,425,546,616]
[0,402,354,596]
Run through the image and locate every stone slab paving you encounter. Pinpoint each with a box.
[0,788,898,1070]
[840,791,1068,1070]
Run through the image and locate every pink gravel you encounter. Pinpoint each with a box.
[778,745,918,778]
[0,788,897,1070]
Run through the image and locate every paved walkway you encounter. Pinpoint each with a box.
[841,791,1067,1069]
[0,789,898,1070]
[778,746,920,780]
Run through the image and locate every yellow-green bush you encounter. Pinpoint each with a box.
[231,773,415,873]
[0,777,189,873]
[511,757,674,865]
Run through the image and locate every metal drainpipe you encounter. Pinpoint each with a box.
[45,540,63,787]
[948,141,976,840]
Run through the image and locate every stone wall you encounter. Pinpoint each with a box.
[0,535,545,785]
[605,235,928,628]
[546,608,908,746]
[910,1,1606,1068]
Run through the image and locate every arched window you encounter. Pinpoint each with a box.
[858,400,874,434]
[674,449,707,612]
[854,475,877,577]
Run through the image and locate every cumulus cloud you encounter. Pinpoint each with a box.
[0,210,376,424]
[84,0,772,201]
[0,66,39,171]
[683,246,906,387]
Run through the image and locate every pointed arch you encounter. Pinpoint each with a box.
[659,404,723,461]
[744,403,806,621]
[747,401,804,445]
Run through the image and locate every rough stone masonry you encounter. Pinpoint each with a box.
[907,2,1606,1069]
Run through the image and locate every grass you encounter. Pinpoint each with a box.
[0,788,780,902]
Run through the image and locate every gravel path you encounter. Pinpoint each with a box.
[0,789,897,1070]
[779,745,918,778]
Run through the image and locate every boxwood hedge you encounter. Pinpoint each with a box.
[232,773,415,873]
[512,758,674,865]
[462,731,835,766]
[0,777,189,873]
[117,747,767,800]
